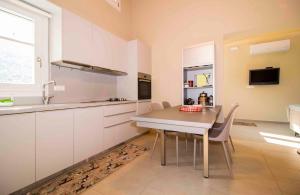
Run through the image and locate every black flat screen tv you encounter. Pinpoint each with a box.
[249,68,280,85]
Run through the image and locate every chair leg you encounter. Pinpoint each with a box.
[185,133,188,152]
[151,132,159,158]
[222,141,233,177]
[229,135,235,152]
[225,141,233,164]
[176,135,179,167]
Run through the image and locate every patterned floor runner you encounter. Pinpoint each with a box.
[28,144,147,195]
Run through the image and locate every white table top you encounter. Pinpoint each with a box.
[132,106,221,129]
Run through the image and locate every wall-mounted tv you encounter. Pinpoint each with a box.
[249,68,280,85]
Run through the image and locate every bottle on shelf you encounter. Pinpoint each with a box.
[198,91,207,106]
[208,95,213,106]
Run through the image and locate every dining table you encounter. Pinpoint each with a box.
[132,105,222,178]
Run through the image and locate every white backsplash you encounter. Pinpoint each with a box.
[51,66,117,103]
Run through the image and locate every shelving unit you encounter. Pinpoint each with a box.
[183,85,213,89]
[182,41,215,106]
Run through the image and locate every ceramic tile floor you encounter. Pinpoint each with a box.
[82,122,300,195]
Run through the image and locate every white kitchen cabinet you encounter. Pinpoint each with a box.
[116,121,138,143]
[110,33,128,72]
[103,121,137,150]
[182,41,214,67]
[137,101,152,115]
[127,40,151,75]
[117,40,151,100]
[36,110,74,180]
[102,103,138,150]
[91,25,113,69]
[103,111,135,128]
[61,9,93,65]
[103,103,137,116]
[137,41,151,75]
[52,9,128,73]
[92,26,127,72]
[0,113,35,195]
[103,125,117,150]
[103,111,137,142]
[74,107,103,163]
[182,41,215,106]
[136,101,151,134]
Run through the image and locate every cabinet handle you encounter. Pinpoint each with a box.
[104,120,132,128]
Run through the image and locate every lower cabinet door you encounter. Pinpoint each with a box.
[74,107,103,163]
[36,110,74,181]
[103,125,117,150]
[103,121,139,150]
[116,121,139,143]
[137,101,151,134]
[0,113,35,195]
[137,101,151,115]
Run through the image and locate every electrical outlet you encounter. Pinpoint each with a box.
[54,85,65,91]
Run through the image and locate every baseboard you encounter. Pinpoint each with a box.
[235,118,289,125]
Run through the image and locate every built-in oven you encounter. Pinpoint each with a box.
[138,72,151,100]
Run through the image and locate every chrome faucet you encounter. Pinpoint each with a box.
[42,80,56,105]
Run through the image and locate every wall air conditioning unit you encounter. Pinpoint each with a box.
[250,39,290,55]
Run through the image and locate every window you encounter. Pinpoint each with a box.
[0,1,49,97]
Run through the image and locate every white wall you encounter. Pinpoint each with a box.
[51,66,117,103]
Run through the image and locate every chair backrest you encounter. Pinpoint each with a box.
[150,102,164,111]
[162,101,172,109]
[225,103,239,123]
[211,104,239,141]
[217,103,239,129]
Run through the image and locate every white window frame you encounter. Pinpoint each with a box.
[0,1,49,97]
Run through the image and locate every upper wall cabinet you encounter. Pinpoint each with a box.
[61,9,94,65]
[127,40,151,74]
[137,41,151,74]
[51,9,128,73]
[110,34,128,72]
[117,40,151,99]
[91,25,113,69]
[182,42,214,67]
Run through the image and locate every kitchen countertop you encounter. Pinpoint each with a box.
[0,100,137,116]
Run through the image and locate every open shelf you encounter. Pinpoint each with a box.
[184,85,213,89]
[182,42,215,107]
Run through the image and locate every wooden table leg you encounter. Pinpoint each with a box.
[203,129,209,178]
[160,130,166,166]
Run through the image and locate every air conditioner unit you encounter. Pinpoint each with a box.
[250,39,290,55]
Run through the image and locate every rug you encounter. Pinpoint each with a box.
[28,144,147,195]
[233,121,257,127]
